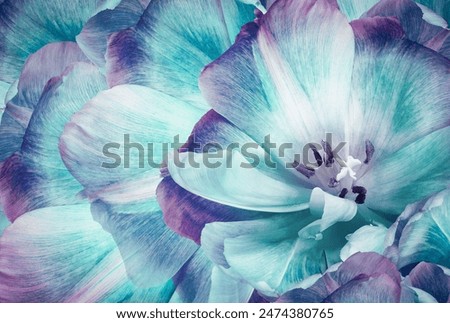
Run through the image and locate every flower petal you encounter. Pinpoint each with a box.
[0,62,106,221]
[361,128,450,214]
[200,0,355,160]
[416,0,450,25]
[106,0,255,108]
[207,212,328,295]
[336,0,379,20]
[406,262,450,303]
[0,204,174,302]
[168,148,311,213]
[76,0,145,68]
[209,266,254,303]
[0,42,90,161]
[348,17,449,160]
[172,249,213,303]
[60,84,204,194]
[333,252,401,286]
[0,209,9,236]
[364,0,450,56]
[324,274,401,303]
[0,0,121,82]
[91,198,198,288]
[309,188,358,232]
[397,189,450,268]
[157,176,268,243]
[340,225,388,261]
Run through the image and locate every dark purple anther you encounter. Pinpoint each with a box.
[352,186,367,195]
[364,140,375,164]
[309,144,323,167]
[321,140,334,167]
[295,163,315,179]
[339,188,348,198]
[355,193,366,204]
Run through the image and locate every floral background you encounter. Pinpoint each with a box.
[0,0,448,303]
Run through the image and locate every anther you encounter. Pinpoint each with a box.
[295,163,315,179]
[321,140,334,167]
[352,186,367,195]
[309,144,323,167]
[355,193,366,204]
[339,188,348,198]
[364,140,375,164]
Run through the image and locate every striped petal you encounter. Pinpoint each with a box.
[0,204,174,302]
[0,42,90,161]
[0,0,121,82]
[0,62,106,221]
[77,0,145,68]
[106,0,256,108]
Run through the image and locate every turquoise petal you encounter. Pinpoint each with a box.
[60,84,205,194]
[0,62,107,221]
[106,0,255,108]
[337,0,379,20]
[0,0,121,82]
[0,42,90,161]
[416,0,450,24]
[200,0,355,161]
[340,225,388,261]
[360,127,450,214]
[209,266,254,302]
[0,204,174,302]
[77,0,145,68]
[397,190,450,268]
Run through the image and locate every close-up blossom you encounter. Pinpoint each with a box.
[0,0,448,304]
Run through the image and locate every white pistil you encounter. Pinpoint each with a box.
[335,156,362,182]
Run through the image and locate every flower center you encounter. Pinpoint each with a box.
[292,139,375,205]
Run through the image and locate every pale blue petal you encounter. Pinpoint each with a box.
[0,0,121,82]
[168,149,311,212]
[337,0,380,20]
[0,204,174,302]
[204,211,339,296]
[309,188,358,232]
[415,0,450,24]
[340,225,388,261]
[60,84,205,194]
[0,62,107,221]
[209,266,254,303]
[360,127,450,214]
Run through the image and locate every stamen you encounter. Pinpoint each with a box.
[355,193,366,204]
[364,140,375,164]
[328,178,339,188]
[352,186,367,204]
[295,163,315,179]
[339,188,348,198]
[309,144,323,167]
[352,186,367,195]
[321,140,334,167]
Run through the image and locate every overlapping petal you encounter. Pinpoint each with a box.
[0,204,174,302]
[0,62,106,221]
[0,0,121,82]
[107,0,256,108]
